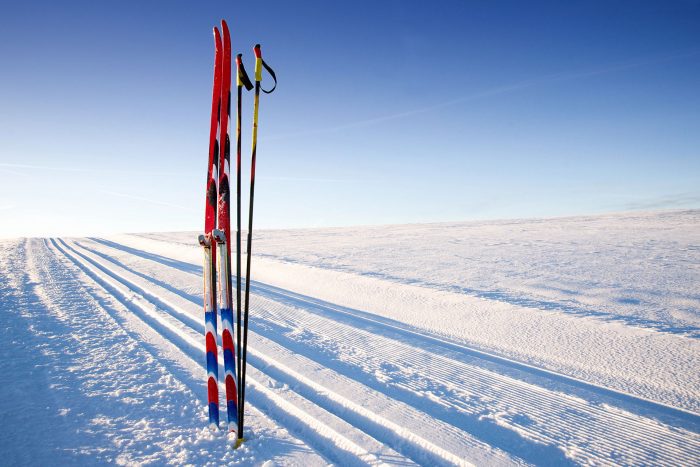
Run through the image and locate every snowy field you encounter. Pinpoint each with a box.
[1,209,698,465]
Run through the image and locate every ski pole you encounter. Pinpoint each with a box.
[239,43,277,443]
[234,53,253,430]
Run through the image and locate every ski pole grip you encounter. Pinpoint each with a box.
[236,54,254,91]
[254,44,262,82]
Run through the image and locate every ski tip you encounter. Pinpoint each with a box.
[214,26,222,47]
[253,44,261,58]
[236,53,242,65]
[221,19,230,36]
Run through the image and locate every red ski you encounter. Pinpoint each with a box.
[198,26,223,430]
[212,19,239,434]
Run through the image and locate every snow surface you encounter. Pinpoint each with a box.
[1,209,698,465]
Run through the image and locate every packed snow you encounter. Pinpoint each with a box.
[1,209,698,465]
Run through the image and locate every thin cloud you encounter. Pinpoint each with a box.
[258,176,365,183]
[269,47,700,141]
[0,162,189,177]
[0,162,92,172]
[100,190,196,212]
[624,192,700,211]
[0,167,30,178]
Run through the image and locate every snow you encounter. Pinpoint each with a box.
[0,209,698,465]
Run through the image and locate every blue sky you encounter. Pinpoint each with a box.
[1,0,699,238]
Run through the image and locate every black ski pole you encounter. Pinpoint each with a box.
[234,53,252,433]
[238,43,276,443]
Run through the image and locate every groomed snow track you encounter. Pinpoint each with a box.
[3,237,699,465]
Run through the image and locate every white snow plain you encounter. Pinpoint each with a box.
[0,209,698,465]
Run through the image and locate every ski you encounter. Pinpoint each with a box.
[200,26,223,430]
[238,43,277,443]
[216,19,239,433]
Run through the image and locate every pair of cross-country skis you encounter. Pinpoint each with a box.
[198,18,277,448]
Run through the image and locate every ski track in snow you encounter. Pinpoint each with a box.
[0,238,324,466]
[0,211,698,465]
